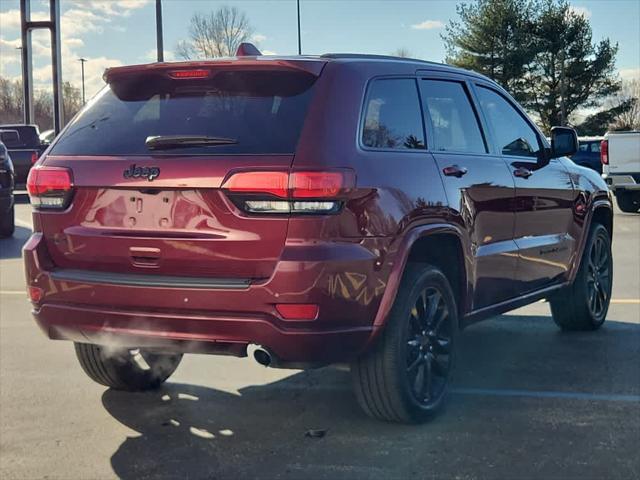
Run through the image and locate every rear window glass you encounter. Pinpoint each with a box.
[361,79,425,150]
[421,80,486,154]
[578,141,601,153]
[50,70,317,155]
[0,127,39,148]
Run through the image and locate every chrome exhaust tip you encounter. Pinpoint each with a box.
[247,343,272,367]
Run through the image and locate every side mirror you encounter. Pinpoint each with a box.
[550,126,578,159]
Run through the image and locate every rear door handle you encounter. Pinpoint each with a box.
[443,165,468,178]
[513,167,533,179]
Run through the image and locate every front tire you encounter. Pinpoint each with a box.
[550,223,612,331]
[75,343,182,391]
[615,191,640,213]
[352,264,458,423]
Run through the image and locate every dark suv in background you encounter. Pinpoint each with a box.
[0,141,15,237]
[572,136,603,173]
[0,124,48,184]
[24,48,613,423]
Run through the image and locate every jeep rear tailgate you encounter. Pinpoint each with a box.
[34,63,322,281]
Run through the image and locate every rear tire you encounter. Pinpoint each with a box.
[550,223,612,331]
[352,264,458,423]
[0,203,15,238]
[615,191,640,213]
[74,343,182,391]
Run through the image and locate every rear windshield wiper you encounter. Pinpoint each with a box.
[145,135,238,150]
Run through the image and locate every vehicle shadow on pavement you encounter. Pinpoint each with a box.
[103,315,640,480]
[0,226,31,259]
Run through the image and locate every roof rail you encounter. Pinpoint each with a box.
[320,53,442,66]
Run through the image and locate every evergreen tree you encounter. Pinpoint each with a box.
[442,0,538,102]
[443,0,620,132]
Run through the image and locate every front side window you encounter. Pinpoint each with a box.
[362,79,425,150]
[421,80,486,154]
[476,86,541,158]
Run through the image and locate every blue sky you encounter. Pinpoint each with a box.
[1,0,639,98]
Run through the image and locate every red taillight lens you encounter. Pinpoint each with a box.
[168,69,210,79]
[27,166,74,209]
[600,140,609,165]
[31,152,39,164]
[276,303,319,321]
[28,286,43,303]
[224,171,289,198]
[223,170,351,214]
[290,171,344,198]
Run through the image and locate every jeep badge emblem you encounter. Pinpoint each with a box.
[123,164,160,181]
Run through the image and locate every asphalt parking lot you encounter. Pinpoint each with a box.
[1,197,638,480]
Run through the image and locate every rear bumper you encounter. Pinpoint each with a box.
[602,173,640,191]
[24,233,391,365]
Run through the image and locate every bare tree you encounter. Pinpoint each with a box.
[391,48,412,58]
[0,76,83,130]
[611,79,640,130]
[176,6,253,59]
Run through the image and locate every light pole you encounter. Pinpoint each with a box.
[78,58,87,104]
[297,0,301,55]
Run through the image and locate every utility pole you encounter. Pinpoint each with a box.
[78,58,87,104]
[20,0,63,132]
[156,0,164,62]
[297,0,302,55]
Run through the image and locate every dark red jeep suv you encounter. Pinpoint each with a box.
[24,49,613,423]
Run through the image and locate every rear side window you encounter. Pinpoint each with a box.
[50,70,317,155]
[476,86,541,158]
[361,79,425,150]
[421,80,486,154]
[0,130,21,148]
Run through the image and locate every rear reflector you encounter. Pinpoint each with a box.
[28,286,43,303]
[169,69,210,79]
[27,166,74,209]
[600,139,609,165]
[31,152,39,165]
[276,304,319,321]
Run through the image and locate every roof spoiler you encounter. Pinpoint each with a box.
[235,42,261,57]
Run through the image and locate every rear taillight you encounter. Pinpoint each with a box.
[600,140,608,165]
[28,286,43,303]
[27,166,74,209]
[31,152,39,164]
[223,170,353,214]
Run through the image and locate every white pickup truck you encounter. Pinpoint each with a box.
[601,131,640,213]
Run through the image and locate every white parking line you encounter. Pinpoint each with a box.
[452,387,640,403]
[14,219,32,230]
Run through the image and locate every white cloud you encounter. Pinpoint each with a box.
[0,8,21,30]
[0,8,49,31]
[620,68,640,81]
[142,48,176,63]
[411,20,444,30]
[66,0,151,17]
[567,5,591,18]
[252,34,267,43]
